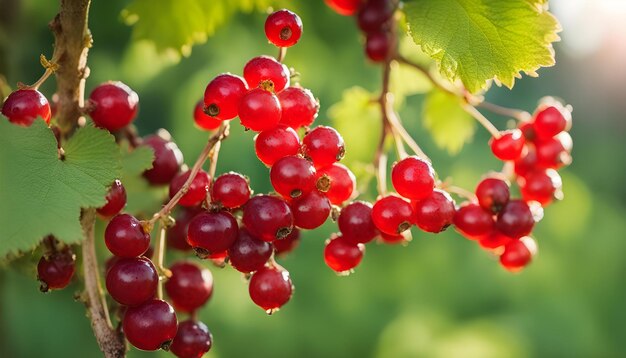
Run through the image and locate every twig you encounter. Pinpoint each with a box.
[462,104,502,139]
[277,47,287,62]
[205,138,223,207]
[443,185,477,202]
[476,101,531,122]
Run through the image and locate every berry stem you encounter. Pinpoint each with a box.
[205,136,222,207]
[20,55,59,90]
[441,185,477,202]
[277,47,287,62]
[475,100,531,122]
[154,223,171,300]
[462,103,502,139]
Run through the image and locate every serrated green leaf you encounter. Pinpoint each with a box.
[423,89,475,154]
[118,143,166,218]
[404,0,561,93]
[120,143,154,177]
[0,121,121,257]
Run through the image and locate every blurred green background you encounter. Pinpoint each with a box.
[1,0,625,357]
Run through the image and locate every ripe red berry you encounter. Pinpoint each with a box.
[242,195,294,242]
[518,122,536,142]
[302,126,345,168]
[273,228,301,256]
[169,170,210,207]
[490,129,526,161]
[324,235,365,274]
[37,246,75,292]
[372,195,414,235]
[514,145,538,177]
[380,231,411,245]
[123,299,178,351]
[338,201,378,244]
[165,261,214,313]
[412,190,456,233]
[106,256,158,306]
[533,105,570,140]
[97,179,127,217]
[243,56,290,92]
[278,87,319,129]
[265,9,303,48]
[453,203,494,239]
[1,89,51,126]
[255,125,301,166]
[170,320,213,358]
[88,81,138,131]
[324,0,362,16]
[238,88,282,131]
[535,132,572,169]
[316,163,356,205]
[228,228,273,273]
[142,134,184,185]
[167,207,203,251]
[365,31,392,62]
[478,230,514,251]
[249,265,293,313]
[519,169,562,206]
[203,73,248,120]
[495,200,535,239]
[211,172,251,209]
[391,156,435,200]
[357,0,394,33]
[187,211,239,255]
[270,155,317,198]
[193,99,221,130]
[291,190,332,229]
[475,177,510,214]
[500,237,536,272]
[104,214,150,258]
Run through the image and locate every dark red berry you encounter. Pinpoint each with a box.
[203,73,248,120]
[412,190,456,233]
[500,237,536,272]
[37,246,75,292]
[249,265,293,312]
[391,156,435,200]
[167,207,203,251]
[106,256,158,306]
[169,170,210,207]
[357,0,394,33]
[519,122,536,141]
[490,129,526,161]
[291,190,332,229]
[228,228,273,273]
[104,214,150,258]
[97,179,127,217]
[265,9,303,48]
[270,155,317,198]
[365,31,392,62]
[535,132,572,169]
[533,105,570,140]
[243,56,290,92]
[495,200,535,239]
[187,211,239,255]
[478,230,514,251]
[123,299,178,351]
[316,163,356,205]
[372,195,414,235]
[475,177,510,214]
[453,203,494,239]
[242,195,294,242]
[519,169,562,206]
[170,320,212,358]
[193,99,221,130]
[142,134,184,185]
[88,81,138,131]
[278,87,319,129]
[302,126,345,168]
[338,201,378,244]
[255,125,301,166]
[165,261,213,313]
[1,89,51,126]
[514,145,538,177]
[238,88,282,131]
[211,172,251,208]
[273,228,301,256]
[324,235,365,274]
[325,0,362,16]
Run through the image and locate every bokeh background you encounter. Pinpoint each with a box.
[1,0,625,357]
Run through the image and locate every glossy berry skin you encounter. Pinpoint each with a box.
[514,146,538,177]
[324,0,362,16]
[265,9,303,48]
[243,195,294,242]
[165,261,213,313]
[302,126,345,168]
[169,170,210,207]
[453,203,494,239]
[500,238,534,272]
[228,228,273,273]
[475,178,510,214]
[203,73,248,120]
[535,132,572,169]
[316,163,356,205]
[478,230,514,250]
[170,320,212,358]
[211,172,251,208]
[365,31,392,62]
[270,155,317,198]
[1,89,51,126]
[193,99,221,130]
[106,257,158,306]
[142,135,184,185]
[37,248,75,292]
[324,236,365,274]
[412,190,456,233]
[273,228,300,256]
[167,207,203,251]
[338,201,378,244]
[372,195,414,235]
[490,129,526,161]
[97,179,127,217]
[104,214,150,258]
[249,266,293,312]
[255,126,301,166]
[357,0,394,33]
[533,105,570,140]
[88,82,139,131]
[187,211,239,255]
[238,88,282,131]
[123,299,178,351]
[291,191,332,230]
[391,156,435,200]
[243,56,290,92]
[496,200,535,239]
[278,87,319,129]
[519,169,562,206]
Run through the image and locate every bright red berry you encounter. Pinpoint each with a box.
[238,88,282,131]
[324,235,365,274]
[372,195,414,235]
[475,177,510,214]
[211,172,251,209]
[478,230,514,251]
[243,56,290,92]
[490,129,526,161]
[316,163,356,205]
[123,299,178,351]
[255,125,301,166]
[265,9,303,48]
[165,261,213,313]
[104,214,150,258]
[324,0,362,16]
[302,126,345,168]
[193,99,221,130]
[167,207,203,251]
[273,228,301,256]
[170,320,213,358]
[228,228,273,273]
[365,31,392,62]
[249,265,293,313]
[270,155,317,198]
[453,203,494,239]
[106,256,158,306]
[142,134,184,185]
[533,105,571,140]
[412,190,456,233]
[187,211,239,256]
[242,195,294,242]
[37,246,75,292]
[338,201,378,244]
[97,179,127,217]
[1,89,51,126]
[291,190,332,229]
[278,87,319,129]
[391,156,435,200]
[500,237,536,272]
[519,169,562,206]
[535,132,572,169]
[357,0,394,33]
[169,170,210,207]
[88,81,138,131]
[203,73,248,120]
[495,200,535,239]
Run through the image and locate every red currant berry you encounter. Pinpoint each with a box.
[37,246,75,292]
[302,126,345,168]
[495,200,535,239]
[193,99,221,130]
[106,256,158,306]
[187,211,239,256]
[238,88,282,131]
[211,172,251,209]
[291,190,332,229]
[380,231,411,245]
[490,129,526,161]
[475,177,510,214]
[324,0,362,16]
[123,299,178,351]
[365,31,392,62]
[278,87,319,129]
[338,201,378,244]
[208,251,229,268]
[242,195,294,242]
[316,163,356,205]
[142,134,184,185]
[372,195,414,235]
[391,156,435,200]
[228,228,273,273]
[324,235,365,274]
[477,230,514,251]
[535,132,572,169]
[265,9,303,48]
[519,169,562,206]
[412,189,456,233]
[255,125,301,166]
[97,179,127,217]
[1,89,51,126]
[514,145,538,177]
[357,0,394,33]
[203,73,248,120]
[167,207,203,251]
[169,170,210,207]
[453,203,494,239]
[273,228,301,256]
[500,237,536,272]
[270,155,317,198]
[249,265,293,313]
[88,81,138,131]
[104,214,150,258]
[533,105,571,140]
[243,56,290,92]
[518,122,536,142]
[165,261,213,313]
[170,320,213,358]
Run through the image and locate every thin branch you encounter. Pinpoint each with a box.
[443,185,477,202]
[205,138,223,207]
[476,101,531,122]
[463,104,502,139]
[395,55,459,97]
[277,47,287,62]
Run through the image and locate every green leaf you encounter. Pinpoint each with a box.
[404,0,561,92]
[118,143,166,218]
[0,121,121,257]
[423,89,475,154]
